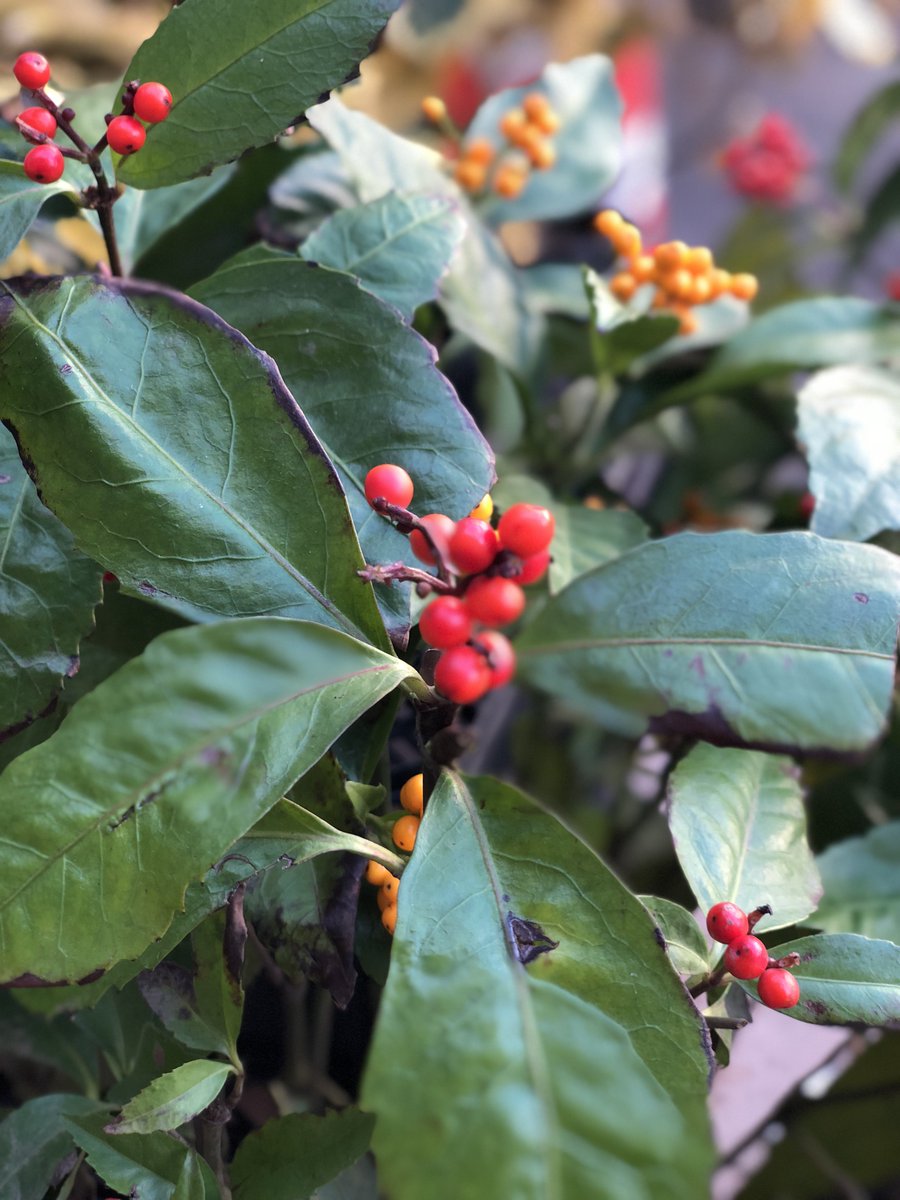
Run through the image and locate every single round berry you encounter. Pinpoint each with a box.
[449,517,498,574]
[409,513,455,566]
[133,81,173,124]
[23,144,64,183]
[364,463,414,509]
[434,644,493,704]
[381,903,398,935]
[419,595,472,649]
[706,902,749,945]
[400,774,424,817]
[723,934,769,980]
[757,967,800,1010]
[376,885,394,912]
[392,814,420,853]
[506,548,550,586]
[13,52,50,91]
[469,493,493,522]
[365,859,390,887]
[18,106,57,143]
[464,576,525,628]
[381,874,399,901]
[498,503,555,557]
[472,630,516,688]
[106,115,146,156]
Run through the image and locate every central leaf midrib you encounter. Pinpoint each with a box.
[519,636,893,659]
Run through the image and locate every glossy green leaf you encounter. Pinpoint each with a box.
[231,1108,375,1200]
[0,161,79,261]
[117,0,401,189]
[517,531,900,753]
[0,993,98,1092]
[363,772,713,1200]
[834,79,900,192]
[467,56,622,225]
[307,98,540,371]
[638,897,711,977]
[668,744,821,933]
[301,192,466,321]
[0,618,417,985]
[190,247,494,633]
[797,365,900,542]
[0,1094,105,1200]
[109,1061,233,1135]
[740,933,900,1026]
[192,910,243,1067]
[114,167,236,270]
[585,269,680,377]
[813,822,900,942]
[64,1110,219,1200]
[0,423,102,739]
[137,961,233,1060]
[0,275,386,647]
[668,297,900,401]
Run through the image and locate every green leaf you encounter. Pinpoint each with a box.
[137,961,233,1060]
[231,1109,375,1200]
[667,744,822,933]
[117,0,402,189]
[0,993,98,1093]
[0,275,386,648]
[740,933,900,1026]
[109,1061,233,1135]
[813,822,900,941]
[834,79,900,192]
[114,167,236,270]
[0,423,102,738]
[192,910,244,1067]
[362,772,713,1200]
[300,191,466,321]
[0,1094,105,1200]
[0,160,79,261]
[638,897,711,977]
[668,298,900,402]
[851,161,900,264]
[517,531,900,753]
[797,365,900,542]
[0,618,417,984]
[64,1110,219,1200]
[585,269,680,376]
[189,247,494,632]
[467,56,622,226]
[307,98,540,371]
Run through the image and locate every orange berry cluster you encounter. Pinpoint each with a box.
[592,209,759,335]
[363,774,424,936]
[422,91,559,201]
[363,465,554,705]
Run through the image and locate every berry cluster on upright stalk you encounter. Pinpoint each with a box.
[362,774,425,937]
[421,90,560,200]
[706,902,801,1009]
[721,112,809,205]
[593,208,759,334]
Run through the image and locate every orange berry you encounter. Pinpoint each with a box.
[730,273,759,302]
[527,138,556,170]
[684,246,714,274]
[381,903,398,935]
[688,275,712,305]
[632,254,656,283]
[678,308,698,335]
[469,493,493,522]
[659,267,693,301]
[455,159,487,192]
[422,96,447,124]
[533,108,560,135]
[610,271,637,302]
[494,163,528,199]
[612,222,641,260]
[583,495,605,510]
[365,859,390,886]
[593,209,625,239]
[400,773,424,817]
[708,268,733,298]
[523,92,551,122]
[499,108,527,141]
[392,814,420,853]
[381,874,399,901]
[653,241,689,273]
[376,885,394,912]
[651,287,670,309]
[465,137,495,166]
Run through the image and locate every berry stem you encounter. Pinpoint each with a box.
[357,561,455,593]
[704,1015,749,1031]
[688,960,728,998]
[769,951,801,970]
[368,497,455,583]
[747,903,773,932]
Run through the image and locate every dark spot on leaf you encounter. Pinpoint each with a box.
[649,704,868,760]
[854,593,869,603]
[804,999,828,1016]
[2,967,103,988]
[0,473,10,484]
[59,362,72,374]
[652,925,666,950]
[0,690,59,745]
[138,580,158,596]
[176,1007,192,1021]
[65,655,79,678]
[506,913,559,965]
[663,649,673,657]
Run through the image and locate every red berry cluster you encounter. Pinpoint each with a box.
[706,902,800,1009]
[721,113,809,205]
[11,51,172,184]
[363,465,554,705]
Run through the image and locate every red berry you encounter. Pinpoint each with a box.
[419,595,472,648]
[107,115,146,156]
[18,106,57,143]
[410,513,455,565]
[757,967,800,1010]
[706,902,749,945]
[472,629,516,687]
[464,576,525,627]
[434,645,492,704]
[13,53,50,91]
[133,82,173,124]
[723,934,769,980]
[364,463,414,509]
[23,144,64,183]
[506,548,550,586]
[449,517,498,574]
[498,503,555,557]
